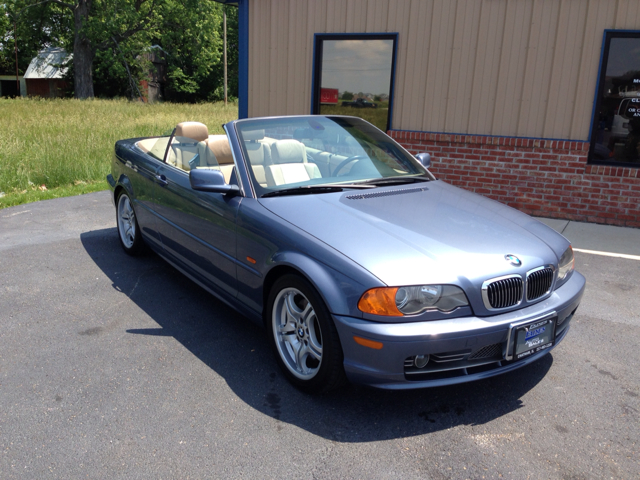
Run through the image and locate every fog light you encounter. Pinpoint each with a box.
[414,354,430,368]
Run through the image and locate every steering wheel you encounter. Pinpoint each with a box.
[332,155,368,176]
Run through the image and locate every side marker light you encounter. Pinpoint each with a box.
[353,336,383,350]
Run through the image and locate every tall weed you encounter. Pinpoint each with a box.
[0,98,238,195]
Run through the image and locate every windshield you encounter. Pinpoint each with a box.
[234,116,432,196]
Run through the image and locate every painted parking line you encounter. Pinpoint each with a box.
[573,248,640,261]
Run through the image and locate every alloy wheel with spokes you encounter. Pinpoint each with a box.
[116,191,145,255]
[273,287,323,380]
[267,274,347,393]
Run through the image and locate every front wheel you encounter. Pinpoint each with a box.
[267,274,347,393]
[116,191,145,256]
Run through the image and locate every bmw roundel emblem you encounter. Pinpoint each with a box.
[505,254,522,267]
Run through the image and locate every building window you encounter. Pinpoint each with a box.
[590,31,640,166]
[312,34,397,132]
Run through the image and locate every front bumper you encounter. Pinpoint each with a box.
[333,271,585,390]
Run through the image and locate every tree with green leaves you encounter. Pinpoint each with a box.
[3,0,162,98]
[2,0,236,101]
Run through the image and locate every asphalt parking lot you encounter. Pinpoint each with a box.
[1,191,639,479]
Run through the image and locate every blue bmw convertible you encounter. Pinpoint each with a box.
[107,115,585,393]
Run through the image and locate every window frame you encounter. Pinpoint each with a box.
[588,29,640,168]
[311,33,399,132]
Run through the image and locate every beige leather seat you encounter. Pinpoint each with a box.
[169,122,210,171]
[204,135,236,183]
[266,139,321,186]
[243,129,271,187]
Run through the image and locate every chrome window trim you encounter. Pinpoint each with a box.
[481,273,524,311]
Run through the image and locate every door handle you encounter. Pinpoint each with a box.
[155,174,168,186]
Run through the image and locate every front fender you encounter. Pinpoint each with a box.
[269,251,367,318]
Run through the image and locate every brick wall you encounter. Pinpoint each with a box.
[390,130,640,228]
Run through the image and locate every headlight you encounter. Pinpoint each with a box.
[358,285,469,316]
[556,245,574,288]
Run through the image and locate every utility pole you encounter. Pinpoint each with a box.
[223,7,228,106]
[15,18,20,95]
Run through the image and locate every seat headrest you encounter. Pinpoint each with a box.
[175,122,209,142]
[243,129,265,141]
[206,135,234,165]
[271,139,306,164]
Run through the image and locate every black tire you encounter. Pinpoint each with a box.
[116,190,145,256]
[266,274,347,394]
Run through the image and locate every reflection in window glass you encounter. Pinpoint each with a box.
[314,36,396,131]
[591,34,640,165]
[235,116,427,196]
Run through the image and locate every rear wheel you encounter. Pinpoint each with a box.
[116,191,145,256]
[267,274,347,393]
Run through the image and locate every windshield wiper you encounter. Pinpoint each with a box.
[261,183,375,198]
[357,176,431,186]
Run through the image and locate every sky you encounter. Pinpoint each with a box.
[321,39,393,95]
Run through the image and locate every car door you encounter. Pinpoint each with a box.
[153,133,240,299]
[124,137,171,249]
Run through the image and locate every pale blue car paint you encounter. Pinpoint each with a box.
[108,115,585,389]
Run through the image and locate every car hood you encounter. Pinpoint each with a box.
[258,181,568,287]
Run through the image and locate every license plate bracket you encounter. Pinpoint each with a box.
[509,315,556,361]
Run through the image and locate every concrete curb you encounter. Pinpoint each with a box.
[536,217,640,258]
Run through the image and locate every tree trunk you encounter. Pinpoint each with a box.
[73,0,94,99]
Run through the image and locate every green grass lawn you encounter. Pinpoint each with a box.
[0,98,238,209]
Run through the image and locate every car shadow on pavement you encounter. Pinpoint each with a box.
[81,227,553,443]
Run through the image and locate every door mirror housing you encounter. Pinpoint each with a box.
[416,152,431,168]
[189,168,240,195]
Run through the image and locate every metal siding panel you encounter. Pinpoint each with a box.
[291,0,304,115]
[493,0,533,136]
[275,0,289,116]
[346,0,366,32]
[390,0,413,129]
[302,0,314,114]
[614,0,626,27]
[327,0,347,32]
[445,0,482,134]
[254,0,271,117]
[301,1,313,115]
[518,0,559,137]
[366,0,377,31]
[356,0,367,31]
[247,0,257,117]
[614,0,640,29]
[269,0,280,115]
[543,0,588,139]
[284,0,300,114]
[468,0,506,135]
[570,0,617,140]
[402,1,432,129]
[345,0,357,31]
[246,0,631,135]
[422,0,457,132]
[368,0,388,32]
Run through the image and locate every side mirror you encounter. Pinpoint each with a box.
[416,152,431,168]
[189,168,240,195]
